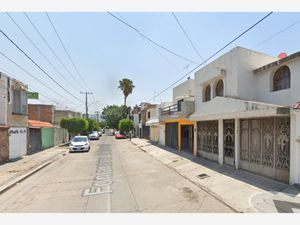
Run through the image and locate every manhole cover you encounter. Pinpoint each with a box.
[196,173,209,179]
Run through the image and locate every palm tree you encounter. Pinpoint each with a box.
[118,78,135,107]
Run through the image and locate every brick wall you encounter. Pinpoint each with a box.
[0,127,9,164]
[29,105,55,124]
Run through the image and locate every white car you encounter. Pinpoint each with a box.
[88,131,100,140]
[69,136,90,152]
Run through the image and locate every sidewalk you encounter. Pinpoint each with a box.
[130,138,300,213]
[0,144,68,194]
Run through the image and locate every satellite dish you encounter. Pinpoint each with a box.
[278,52,287,59]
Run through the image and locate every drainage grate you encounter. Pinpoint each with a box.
[196,173,209,179]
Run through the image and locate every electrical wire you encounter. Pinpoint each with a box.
[23,12,85,90]
[45,12,90,91]
[171,12,205,62]
[144,12,274,103]
[107,12,198,65]
[0,28,83,103]
[5,12,81,92]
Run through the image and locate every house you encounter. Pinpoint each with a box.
[0,72,28,162]
[159,79,195,153]
[138,103,156,139]
[145,105,159,143]
[189,46,300,184]
[54,109,82,127]
[131,105,141,137]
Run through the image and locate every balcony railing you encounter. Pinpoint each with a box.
[160,103,179,116]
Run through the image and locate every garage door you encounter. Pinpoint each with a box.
[240,117,290,183]
[9,127,27,159]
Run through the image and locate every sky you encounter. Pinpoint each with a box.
[1,11,300,114]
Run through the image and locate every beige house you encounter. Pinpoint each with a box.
[146,106,159,143]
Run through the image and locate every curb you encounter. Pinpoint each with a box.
[0,151,66,195]
[130,140,242,213]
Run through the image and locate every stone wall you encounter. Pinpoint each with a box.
[0,127,9,164]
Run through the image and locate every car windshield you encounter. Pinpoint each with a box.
[72,137,87,142]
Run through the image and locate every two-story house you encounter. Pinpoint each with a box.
[159,79,195,153]
[131,105,141,137]
[0,72,28,162]
[145,105,159,143]
[189,46,300,184]
[138,103,156,139]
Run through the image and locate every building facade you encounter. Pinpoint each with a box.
[0,72,28,161]
[159,79,195,153]
[189,46,300,184]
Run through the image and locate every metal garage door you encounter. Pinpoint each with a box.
[9,127,27,159]
[165,122,178,150]
[240,117,290,183]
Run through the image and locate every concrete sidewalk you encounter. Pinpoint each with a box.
[0,145,68,194]
[130,138,300,213]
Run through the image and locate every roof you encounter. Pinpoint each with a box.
[254,51,300,73]
[28,119,54,128]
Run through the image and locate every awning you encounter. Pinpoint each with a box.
[28,120,54,128]
[146,118,159,126]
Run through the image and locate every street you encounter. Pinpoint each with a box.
[0,136,233,213]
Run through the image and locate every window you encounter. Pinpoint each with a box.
[13,89,27,114]
[138,113,141,123]
[204,85,211,102]
[215,80,224,97]
[273,66,290,91]
[147,111,150,119]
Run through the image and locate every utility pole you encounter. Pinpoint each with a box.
[95,111,100,123]
[80,91,93,118]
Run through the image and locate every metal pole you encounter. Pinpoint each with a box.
[80,91,93,118]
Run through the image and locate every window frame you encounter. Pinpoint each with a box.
[215,80,224,97]
[203,85,211,102]
[272,65,291,92]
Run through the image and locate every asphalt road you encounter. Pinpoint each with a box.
[0,136,233,213]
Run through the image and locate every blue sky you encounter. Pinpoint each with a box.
[1,12,300,113]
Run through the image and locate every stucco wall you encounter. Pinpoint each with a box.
[173,79,195,103]
[253,59,300,107]
[150,126,159,142]
[194,47,278,114]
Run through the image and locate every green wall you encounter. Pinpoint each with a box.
[41,128,54,149]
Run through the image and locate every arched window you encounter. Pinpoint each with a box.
[273,66,290,91]
[215,80,224,97]
[204,85,211,102]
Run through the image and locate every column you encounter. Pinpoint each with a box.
[218,119,224,165]
[193,121,197,156]
[290,111,300,184]
[234,118,240,170]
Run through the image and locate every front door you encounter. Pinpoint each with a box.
[181,125,194,154]
[165,122,178,149]
[223,120,235,166]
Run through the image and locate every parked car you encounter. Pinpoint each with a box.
[115,131,126,139]
[69,136,90,152]
[88,131,100,140]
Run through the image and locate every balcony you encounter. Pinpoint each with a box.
[159,101,195,121]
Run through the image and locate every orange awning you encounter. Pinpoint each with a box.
[28,119,54,128]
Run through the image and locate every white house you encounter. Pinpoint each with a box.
[189,46,300,184]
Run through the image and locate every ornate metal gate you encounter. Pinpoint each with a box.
[240,117,290,183]
[223,120,235,166]
[197,121,218,161]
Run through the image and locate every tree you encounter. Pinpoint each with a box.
[118,118,134,134]
[60,118,88,138]
[98,121,107,129]
[118,78,135,107]
[86,118,99,131]
[101,105,127,129]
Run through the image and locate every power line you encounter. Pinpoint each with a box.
[5,12,81,92]
[0,27,84,103]
[0,51,77,105]
[45,12,90,91]
[253,18,300,48]
[146,12,274,102]
[171,12,205,62]
[23,12,85,90]
[107,12,198,65]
